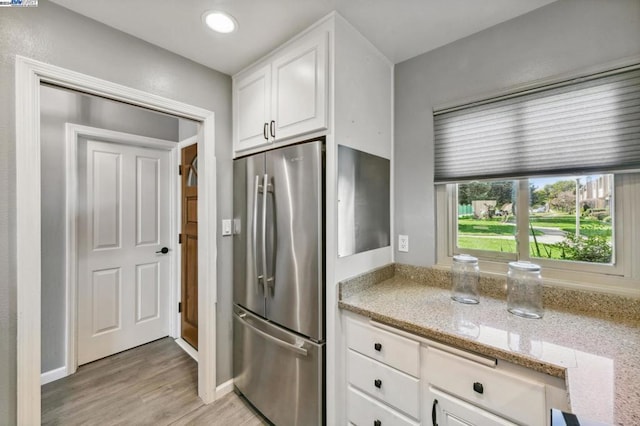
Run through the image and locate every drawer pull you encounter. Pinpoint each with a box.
[374,379,382,388]
[374,420,381,426]
[432,399,439,426]
[374,342,382,351]
[473,381,484,394]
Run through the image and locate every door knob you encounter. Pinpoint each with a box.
[155,247,169,254]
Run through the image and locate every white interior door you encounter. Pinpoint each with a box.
[78,139,171,365]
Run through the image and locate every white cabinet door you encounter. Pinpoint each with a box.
[427,387,517,426]
[271,31,328,142]
[234,64,272,152]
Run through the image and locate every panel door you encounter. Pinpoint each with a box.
[233,154,267,317]
[271,31,328,142]
[234,64,272,152]
[78,140,170,365]
[180,144,198,349]
[265,141,323,340]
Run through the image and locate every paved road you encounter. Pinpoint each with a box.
[464,226,567,244]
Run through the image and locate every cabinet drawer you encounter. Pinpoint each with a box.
[348,350,420,419]
[346,318,419,377]
[347,385,419,426]
[425,347,546,426]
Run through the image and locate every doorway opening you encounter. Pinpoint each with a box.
[16,56,218,425]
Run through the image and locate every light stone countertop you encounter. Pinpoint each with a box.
[338,267,640,426]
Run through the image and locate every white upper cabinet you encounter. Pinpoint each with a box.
[271,31,328,142]
[233,29,328,154]
[234,64,272,152]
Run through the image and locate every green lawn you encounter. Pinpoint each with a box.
[458,236,573,260]
[457,236,517,253]
[457,213,612,261]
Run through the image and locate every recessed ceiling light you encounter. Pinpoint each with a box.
[203,10,238,34]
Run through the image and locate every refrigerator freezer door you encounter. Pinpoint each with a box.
[233,155,267,317]
[233,305,324,425]
[265,141,324,341]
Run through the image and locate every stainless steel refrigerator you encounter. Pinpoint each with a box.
[233,140,325,425]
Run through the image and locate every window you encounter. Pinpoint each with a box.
[454,174,615,267]
[434,64,640,294]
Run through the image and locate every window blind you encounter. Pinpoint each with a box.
[433,66,640,183]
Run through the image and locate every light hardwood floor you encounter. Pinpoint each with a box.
[42,337,268,425]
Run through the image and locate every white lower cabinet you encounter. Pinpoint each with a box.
[345,316,421,425]
[343,312,567,426]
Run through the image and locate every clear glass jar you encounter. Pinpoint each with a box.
[451,254,480,304]
[507,261,544,319]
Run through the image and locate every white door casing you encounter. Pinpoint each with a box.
[16,56,217,426]
[78,140,171,365]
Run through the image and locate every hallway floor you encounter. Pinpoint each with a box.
[42,337,266,425]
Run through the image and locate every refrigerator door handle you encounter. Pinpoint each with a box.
[236,312,308,356]
[261,174,270,294]
[252,175,264,288]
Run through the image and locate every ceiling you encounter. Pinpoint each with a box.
[49,0,556,76]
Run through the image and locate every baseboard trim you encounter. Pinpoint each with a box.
[216,379,234,397]
[175,338,198,362]
[41,366,68,385]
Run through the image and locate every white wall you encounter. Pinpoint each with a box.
[40,84,180,373]
[394,0,640,267]
[333,14,394,282]
[329,15,394,425]
[0,1,232,422]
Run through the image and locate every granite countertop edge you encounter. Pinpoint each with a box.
[337,299,567,378]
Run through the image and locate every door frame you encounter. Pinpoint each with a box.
[64,124,181,376]
[16,55,218,425]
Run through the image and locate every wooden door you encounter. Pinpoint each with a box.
[78,140,170,365]
[181,144,198,349]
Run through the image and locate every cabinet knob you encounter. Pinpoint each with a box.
[374,420,381,426]
[374,342,382,351]
[374,379,382,388]
[473,382,484,394]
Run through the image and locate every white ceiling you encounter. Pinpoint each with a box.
[49,0,556,76]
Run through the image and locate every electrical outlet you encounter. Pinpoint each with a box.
[398,234,409,252]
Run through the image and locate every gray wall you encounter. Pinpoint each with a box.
[40,85,180,372]
[394,0,640,266]
[0,1,232,422]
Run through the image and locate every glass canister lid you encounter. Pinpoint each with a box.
[453,254,478,263]
[508,261,541,271]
